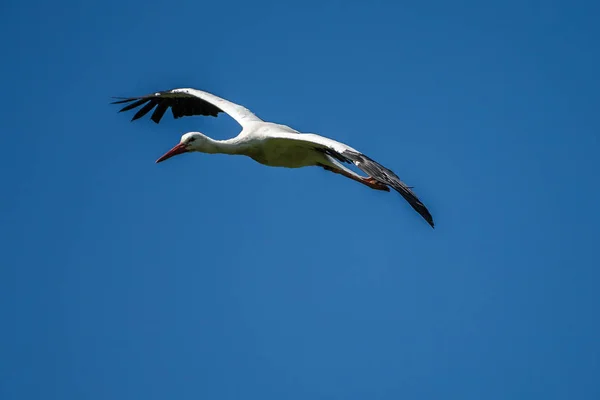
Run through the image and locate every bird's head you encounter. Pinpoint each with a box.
[155,132,208,163]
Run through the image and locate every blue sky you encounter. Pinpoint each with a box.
[1,0,599,398]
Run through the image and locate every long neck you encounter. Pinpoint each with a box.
[199,137,246,155]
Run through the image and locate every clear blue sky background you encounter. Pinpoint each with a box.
[1,0,599,398]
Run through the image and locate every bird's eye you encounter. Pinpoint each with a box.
[188,137,196,142]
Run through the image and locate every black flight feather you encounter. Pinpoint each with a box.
[342,150,435,228]
[110,90,224,124]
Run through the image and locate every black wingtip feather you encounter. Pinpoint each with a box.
[110,97,135,104]
[131,100,157,121]
[343,150,435,228]
[151,103,169,124]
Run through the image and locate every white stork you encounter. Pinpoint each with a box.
[112,88,435,227]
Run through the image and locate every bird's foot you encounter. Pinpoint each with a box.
[363,177,390,192]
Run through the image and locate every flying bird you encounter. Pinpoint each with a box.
[112,88,435,227]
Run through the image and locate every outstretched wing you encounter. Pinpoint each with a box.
[266,132,435,228]
[111,87,263,128]
[341,150,434,228]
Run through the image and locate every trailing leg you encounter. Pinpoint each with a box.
[319,164,390,192]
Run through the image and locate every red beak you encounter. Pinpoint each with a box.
[156,142,189,163]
